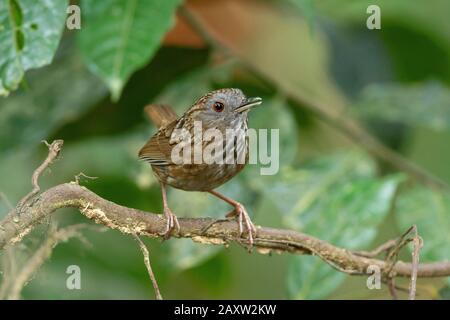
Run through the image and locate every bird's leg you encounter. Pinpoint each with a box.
[160,183,180,239]
[208,190,257,247]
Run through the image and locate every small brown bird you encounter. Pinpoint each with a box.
[139,88,262,246]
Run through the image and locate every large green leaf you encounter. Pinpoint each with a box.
[78,0,182,100]
[0,0,68,96]
[263,152,402,298]
[287,175,402,299]
[396,186,450,285]
[288,255,345,300]
[354,81,450,131]
[265,152,375,227]
[0,45,107,154]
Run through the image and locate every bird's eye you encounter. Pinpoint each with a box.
[213,101,224,112]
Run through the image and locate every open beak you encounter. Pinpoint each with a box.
[235,97,263,113]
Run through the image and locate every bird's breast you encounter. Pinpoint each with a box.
[152,119,249,191]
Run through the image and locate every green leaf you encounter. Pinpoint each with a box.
[264,152,402,298]
[265,152,375,227]
[396,186,450,285]
[0,45,107,154]
[354,81,450,131]
[0,0,68,96]
[78,0,182,101]
[288,256,345,300]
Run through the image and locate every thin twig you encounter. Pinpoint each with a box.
[409,225,423,300]
[385,226,416,276]
[380,226,415,300]
[17,140,64,209]
[132,234,163,300]
[6,223,87,300]
[371,225,423,300]
[73,172,98,185]
[352,239,398,258]
[387,278,398,300]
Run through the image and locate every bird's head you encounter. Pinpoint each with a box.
[188,88,262,128]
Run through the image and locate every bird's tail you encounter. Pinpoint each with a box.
[144,104,178,128]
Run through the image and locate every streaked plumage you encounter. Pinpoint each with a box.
[139,88,262,246]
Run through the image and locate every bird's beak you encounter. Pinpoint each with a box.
[235,97,263,113]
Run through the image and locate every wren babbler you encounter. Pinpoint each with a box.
[139,88,262,246]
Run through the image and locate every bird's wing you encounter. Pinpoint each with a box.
[138,120,178,165]
[144,104,178,129]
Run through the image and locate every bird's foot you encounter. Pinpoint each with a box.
[226,203,257,249]
[161,206,180,239]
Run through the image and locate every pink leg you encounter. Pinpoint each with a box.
[160,183,180,238]
[208,190,257,247]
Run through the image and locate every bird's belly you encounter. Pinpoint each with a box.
[152,163,246,191]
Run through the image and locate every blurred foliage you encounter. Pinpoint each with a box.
[397,186,450,286]
[0,40,106,154]
[288,0,317,32]
[78,0,182,100]
[266,152,403,298]
[0,0,449,300]
[353,81,450,131]
[0,0,68,95]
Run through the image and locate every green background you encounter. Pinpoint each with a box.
[0,0,449,299]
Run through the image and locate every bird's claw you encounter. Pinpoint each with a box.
[226,203,256,249]
[162,207,180,239]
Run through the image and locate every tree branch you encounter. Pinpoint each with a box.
[1,139,449,301]
[1,181,449,280]
[17,140,64,209]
